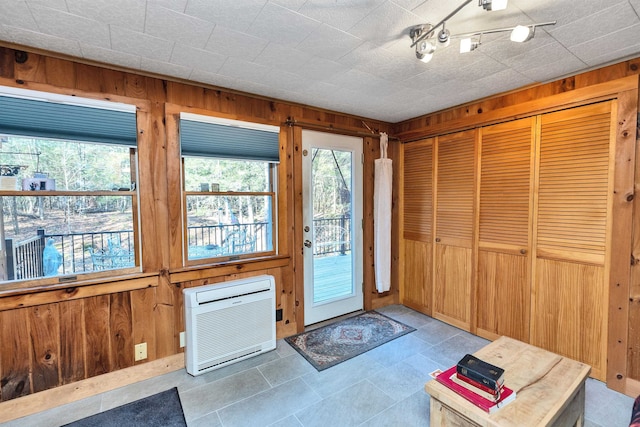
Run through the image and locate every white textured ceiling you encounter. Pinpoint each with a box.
[0,0,639,122]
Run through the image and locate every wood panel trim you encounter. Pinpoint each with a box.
[165,102,281,127]
[0,354,184,424]
[478,241,529,255]
[433,312,469,331]
[396,75,638,141]
[398,143,406,306]
[362,136,379,309]
[435,237,473,249]
[607,88,638,391]
[0,276,158,311]
[624,377,640,397]
[168,256,289,283]
[0,76,152,110]
[292,125,305,332]
[285,119,383,138]
[535,248,605,266]
[470,129,480,335]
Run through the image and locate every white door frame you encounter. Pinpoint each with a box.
[302,129,363,326]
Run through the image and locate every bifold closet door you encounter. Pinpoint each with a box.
[433,130,476,331]
[400,138,434,314]
[476,118,535,342]
[531,101,613,381]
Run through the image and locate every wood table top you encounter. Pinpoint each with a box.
[425,336,591,427]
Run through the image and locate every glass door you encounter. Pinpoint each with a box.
[302,130,363,326]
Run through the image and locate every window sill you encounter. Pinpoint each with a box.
[169,254,290,283]
[0,190,135,196]
[0,271,157,299]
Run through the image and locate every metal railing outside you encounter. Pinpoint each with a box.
[4,215,351,280]
[313,215,351,257]
[5,229,135,280]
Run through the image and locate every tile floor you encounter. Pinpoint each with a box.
[5,305,636,427]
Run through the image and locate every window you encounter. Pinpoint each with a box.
[0,87,139,284]
[180,113,279,263]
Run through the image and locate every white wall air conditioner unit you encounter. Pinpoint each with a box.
[183,275,276,376]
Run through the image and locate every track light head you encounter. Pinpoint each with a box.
[510,25,535,42]
[411,24,437,63]
[437,27,451,47]
[460,37,480,53]
[479,0,508,11]
[416,39,436,63]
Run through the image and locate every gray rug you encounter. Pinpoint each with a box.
[64,387,186,427]
[285,310,415,371]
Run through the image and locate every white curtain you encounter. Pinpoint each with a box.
[374,132,392,293]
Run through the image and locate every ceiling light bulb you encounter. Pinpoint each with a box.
[417,51,434,63]
[492,0,508,10]
[418,40,435,54]
[510,25,534,42]
[416,39,435,62]
[437,28,451,47]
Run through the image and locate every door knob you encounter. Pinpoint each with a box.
[304,240,312,248]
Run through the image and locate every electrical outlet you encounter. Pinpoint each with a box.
[134,342,147,361]
[179,331,185,348]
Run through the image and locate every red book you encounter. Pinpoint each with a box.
[451,374,501,401]
[435,366,516,414]
[456,372,501,396]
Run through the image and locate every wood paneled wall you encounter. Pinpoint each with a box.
[0,44,394,413]
[393,59,640,396]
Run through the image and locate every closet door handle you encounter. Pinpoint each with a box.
[435,238,441,243]
[520,249,527,255]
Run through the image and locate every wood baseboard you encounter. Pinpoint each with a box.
[0,354,185,424]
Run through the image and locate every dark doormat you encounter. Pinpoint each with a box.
[63,387,186,427]
[285,310,416,371]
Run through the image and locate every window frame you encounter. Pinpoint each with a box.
[181,159,278,265]
[176,112,281,267]
[0,86,142,288]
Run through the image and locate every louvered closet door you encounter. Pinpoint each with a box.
[476,118,535,342]
[531,101,613,381]
[401,138,433,313]
[433,130,476,330]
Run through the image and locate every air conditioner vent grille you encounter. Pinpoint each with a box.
[183,275,276,376]
[196,299,273,363]
[198,346,261,372]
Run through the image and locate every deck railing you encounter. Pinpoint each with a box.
[187,222,269,253]
[4,215,351,280]
[4,229,135,280]
[313,215,351,256]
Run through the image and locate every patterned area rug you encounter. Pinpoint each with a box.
[285,311,416,371]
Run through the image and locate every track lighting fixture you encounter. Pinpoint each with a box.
[460,37,480,53]
[510,25,535,42]
[479,0,508,11]
[437,23,451,47]
[409,0,555,63]
[410,24,436,63]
